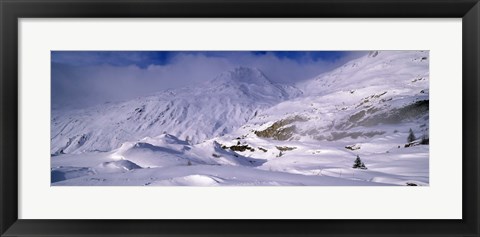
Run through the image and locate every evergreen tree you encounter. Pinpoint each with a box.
[407,128,416,143]
[352,155,367,169]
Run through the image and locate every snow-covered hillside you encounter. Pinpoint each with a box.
[52,51,429,186]
[51,67,300,155]
[229,51,429,144]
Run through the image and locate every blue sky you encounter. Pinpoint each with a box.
[52,51,351,68]
[52,51,365,109]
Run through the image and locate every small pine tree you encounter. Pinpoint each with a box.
[407,128,416,143]
[352,155,367,169]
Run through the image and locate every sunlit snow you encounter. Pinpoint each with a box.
[51,51,429,186]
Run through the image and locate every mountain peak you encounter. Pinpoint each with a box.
[212,66,272,85]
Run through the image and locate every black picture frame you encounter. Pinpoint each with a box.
[1,0,479,236]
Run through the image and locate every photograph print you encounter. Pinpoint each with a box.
[51,50,429,186]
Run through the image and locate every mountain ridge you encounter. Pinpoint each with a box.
[51,66,298,154]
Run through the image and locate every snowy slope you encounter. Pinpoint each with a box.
[232,51,429,142]
[51,67,300,155]
[201,51,430,186]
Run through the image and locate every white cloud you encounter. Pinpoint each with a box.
[52,52,366,109]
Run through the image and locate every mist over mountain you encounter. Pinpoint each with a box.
[51,67,300,154]
[51,51,364,109]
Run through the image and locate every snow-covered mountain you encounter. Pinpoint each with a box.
[51,51,429,186]
[51,67,300,155]
[231,50,429,143]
